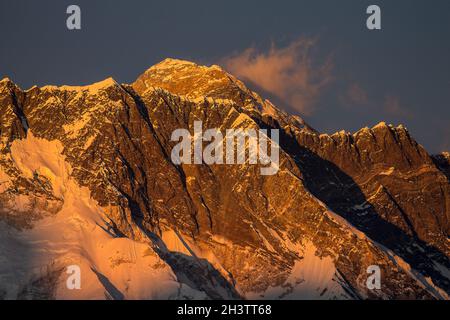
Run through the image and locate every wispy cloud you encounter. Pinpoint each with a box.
[343,83,369,107]
[383,95,413,119]
[341,83,413,120]
[222,38,333,115]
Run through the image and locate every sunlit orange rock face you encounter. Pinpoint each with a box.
[0,59,448,300]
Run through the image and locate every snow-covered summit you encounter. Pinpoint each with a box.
[0,77,11,84]
[40,77,119,94]
[133,58,242,97]
[132,59,313,132]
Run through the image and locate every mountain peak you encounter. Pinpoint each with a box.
[0,77,21,93]
[40,77,119,94]
[132,59,313,132]
[0,77,12,84]
[149,58,224,72]
[372,121,388,130]
[0,77,16,88]
[0,57,449,300]
[132,58,248,102]
[151,58,198,69]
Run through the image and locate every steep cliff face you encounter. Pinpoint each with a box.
[433,152,450,181]
[294,123,449,252]
[0,59,448,300]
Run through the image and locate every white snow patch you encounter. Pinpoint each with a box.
[10,132,69,198]
[247,241,349,300]
[380,167,395,175]
[433,261,450,281]
[0,132,206,300]
[231,113,253,129]
[375,241,449,300]
[0,168,11,193]
[41,77,118,95]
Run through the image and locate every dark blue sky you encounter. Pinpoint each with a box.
[1,0,449,153]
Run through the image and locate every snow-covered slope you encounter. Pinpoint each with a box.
[0,132,207,299]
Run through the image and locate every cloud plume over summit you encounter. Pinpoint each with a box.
[223,38,333,115]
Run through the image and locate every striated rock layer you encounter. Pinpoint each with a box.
[0,59,448,300]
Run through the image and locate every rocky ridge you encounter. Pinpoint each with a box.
[0,59,448,299]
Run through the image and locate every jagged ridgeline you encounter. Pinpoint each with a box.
[0,59,448,300]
